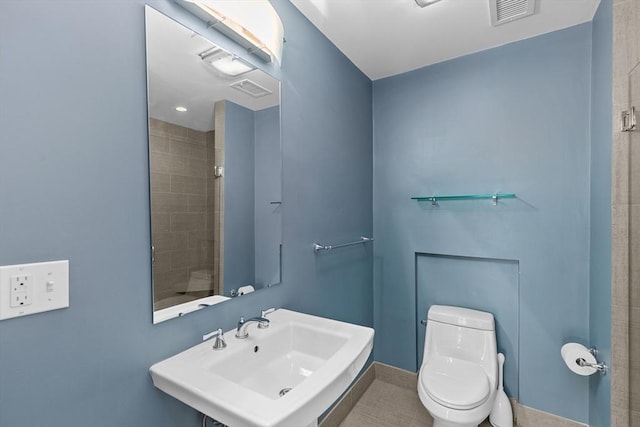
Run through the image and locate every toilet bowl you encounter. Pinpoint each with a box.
[417,305,498,427]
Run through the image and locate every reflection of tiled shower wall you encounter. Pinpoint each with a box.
[149,118,216,302]
[612,1,640,425]
[213,101,225,296]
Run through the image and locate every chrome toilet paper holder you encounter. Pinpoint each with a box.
[575,347,608,375]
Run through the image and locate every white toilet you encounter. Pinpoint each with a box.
[417,305,498,427]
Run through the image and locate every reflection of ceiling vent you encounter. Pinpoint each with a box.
[230,79,272,98]
[489,0,535,26]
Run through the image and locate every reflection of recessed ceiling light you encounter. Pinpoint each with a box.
[175,106,188,112]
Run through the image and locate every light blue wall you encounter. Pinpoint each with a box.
[589,0,613,425]
[373,24,594,422]
[0,1,373,426]
[223,102,282,290]
[254,106,282,287]
[224,101,256,289]
[278,1,373,326]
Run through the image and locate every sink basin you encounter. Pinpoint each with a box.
[149,309,374,427]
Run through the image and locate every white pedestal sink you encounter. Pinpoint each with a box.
[150,309,374,427]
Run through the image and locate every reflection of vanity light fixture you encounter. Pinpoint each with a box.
[198,47,254,77]
[174,0,284,65]
[175,106,188,112]
[415,0,442,7]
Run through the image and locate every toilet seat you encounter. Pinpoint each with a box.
[421,356,491,410]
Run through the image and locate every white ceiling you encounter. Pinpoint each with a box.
[145,7,280,132]
[290,0,601,80]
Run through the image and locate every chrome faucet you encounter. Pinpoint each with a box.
[235,316,270,339]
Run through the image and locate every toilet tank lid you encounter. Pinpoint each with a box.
[428,305,495,331]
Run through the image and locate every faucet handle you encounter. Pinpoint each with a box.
[202,328,227,351]
[202,328,222,341]
[261,307,276,317]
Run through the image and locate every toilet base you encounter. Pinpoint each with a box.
[433,419,479,427]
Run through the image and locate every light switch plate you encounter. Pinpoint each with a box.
[0,260,69,320]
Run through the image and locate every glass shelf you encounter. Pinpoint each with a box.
[411,193,516,205]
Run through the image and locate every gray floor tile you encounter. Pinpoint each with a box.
[338,378,493,427]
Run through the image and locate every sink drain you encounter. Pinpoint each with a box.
[279,387,292,397]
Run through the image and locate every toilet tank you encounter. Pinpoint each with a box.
[423,305,497,374]
[428,305,494,330]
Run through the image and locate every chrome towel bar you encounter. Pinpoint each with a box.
[313,236,374,253]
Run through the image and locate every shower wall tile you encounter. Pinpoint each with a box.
[170,174,205,195]
[187,194,207,212]
[187,158,207,178]
[187,231,213,248]
[612,205,629,306]
[149,119,216,301]
[612,124,630,205]
[149,134,170,153]
[149,151,188,175]
[152,231,189,252]
[630,143,640,204]
[148,118,174,137]
[165,122,189,140]
[629,204,640,308]
[612,405,629,427]
[613,79,629,107]
[612,370,629,416]
[151,213,170,234]
[151,172,170,192]
[613,2,631,71]
[630,0,640,70]
[152,192,188,213]
[168,139,206,160]
[187,128,207,144]
[214,102,225,149]
[612,303,629,368]
[630,305,640,411]
[632,65,640,104]
[160,268,189,289]
[170,212,205,232]
[612,0,639,422]
[170,249,199,271]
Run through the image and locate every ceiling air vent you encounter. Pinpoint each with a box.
[230,79,272,98]
[489,0,535,26]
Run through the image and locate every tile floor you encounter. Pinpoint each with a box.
[337,378,492,427]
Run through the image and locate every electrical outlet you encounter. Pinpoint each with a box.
[0,261,68,320]
[10,275,32,307]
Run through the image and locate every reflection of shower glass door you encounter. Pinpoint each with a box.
[629,65,640,417]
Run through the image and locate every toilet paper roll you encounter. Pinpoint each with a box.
[237,285,255,295]
[561,343,598,376]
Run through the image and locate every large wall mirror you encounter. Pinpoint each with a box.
[145,7,282,323]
